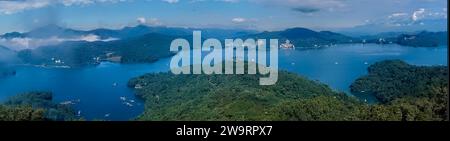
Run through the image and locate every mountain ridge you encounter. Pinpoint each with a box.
[241,27,359,47]
[0,24,258,40]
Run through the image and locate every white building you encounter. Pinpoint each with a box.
[280,40,295,49]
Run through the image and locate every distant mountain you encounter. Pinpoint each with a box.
[0,24,257,50]
[0,24,88,39]
[16,33,179,67]
[357,32,410,39]
[0,24,257,67]
[88,25,186,39]
[87,25,192,39]
[242,27,359,47]
[0,24,148,40]
[364,31,448,47]
[1,24,256,40]
[5,25,447,68]
[27,24,88,39]
[191,28,257,39]
[0,32,26,39]
[88,25,257,39]
[395,31,448,47]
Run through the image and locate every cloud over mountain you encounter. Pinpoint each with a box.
[0,0,447,32]
[338,7,447,34]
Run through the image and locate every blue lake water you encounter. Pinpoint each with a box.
[0,44,447,120]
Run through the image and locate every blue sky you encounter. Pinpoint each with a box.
[0,0,447,33]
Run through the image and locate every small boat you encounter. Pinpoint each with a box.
[124,102,134,107]
[334,62,339,65]
[104,114,111,117]
[112,82,118,87]
[60,101,75,105]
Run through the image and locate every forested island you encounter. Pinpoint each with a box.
[128,61,448,121]
[351,60,448,120]
[0,92,77,121]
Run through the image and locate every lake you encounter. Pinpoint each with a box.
[0,44,447,120]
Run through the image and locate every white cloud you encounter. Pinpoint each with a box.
[136,17,163,25]
[219,0,239,3]
[59,0,129,6]
[231,17,247,23]
[146,18,163,25]
[0,34,118,51]
[137,17,147,24]
[250,0,346,12]
[79,34,101,42]
[189,0,239,3]
[0,0,129,15]
[388,13,408,18]
[360,7,447,30]
[412,8,426,21]
[408,8,446,22]
[0,0,50,14]
[0,37,64,50]
[162,0,179,4]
